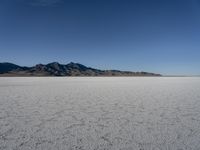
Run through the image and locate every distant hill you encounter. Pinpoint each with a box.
[0,62,161,76]
[0,63,21,74]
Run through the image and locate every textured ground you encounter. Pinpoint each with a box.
[0,77,200,150]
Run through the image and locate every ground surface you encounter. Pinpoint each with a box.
[0,77,200,150]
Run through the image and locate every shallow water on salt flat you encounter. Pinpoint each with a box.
[0,77,200,150]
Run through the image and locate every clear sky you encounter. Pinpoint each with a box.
[0,0,200,75]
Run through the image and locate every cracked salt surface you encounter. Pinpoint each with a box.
[0,77,200,150]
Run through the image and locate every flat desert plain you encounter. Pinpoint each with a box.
[0,77,200,150]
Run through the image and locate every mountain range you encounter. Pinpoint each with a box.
[0,62,161,76]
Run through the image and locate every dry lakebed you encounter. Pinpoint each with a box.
[0,77,200,150]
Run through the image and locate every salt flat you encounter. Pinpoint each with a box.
[0,77,200,150]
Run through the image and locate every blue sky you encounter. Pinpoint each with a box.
[0,0,200,75]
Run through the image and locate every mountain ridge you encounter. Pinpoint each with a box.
[0,62,161,76]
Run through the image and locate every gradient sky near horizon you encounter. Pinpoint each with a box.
[0,0,200,75]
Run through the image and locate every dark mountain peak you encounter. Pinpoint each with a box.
[47,62,60,66]
[66,62,88,70]
[67,62,83,66]
[0,62,20,67]
[67,62,81,67]
[0,62,21,74]
[68,62,76,65]
[34,64,45,70]
[46,62,62,69]
[0,62,16,65]
[35,63,44,67]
